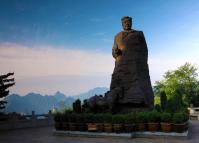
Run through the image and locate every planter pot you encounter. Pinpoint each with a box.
[54,122,62,130]
[87,123,98,132]
[97,123,104,132]
[113,124,124,133]
[62,122,69,131]
[69,123,78,131]
[148,123,159,132]
[103,123,112,133]
[124,124,136,132]
[136,123,145,131]
[173,122,187,133]
[78,123,87,131]
[160,122,172,132]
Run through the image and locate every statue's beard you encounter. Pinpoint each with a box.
[123,25,131,31]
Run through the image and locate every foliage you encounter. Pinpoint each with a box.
[160,91,167,111]
[154,104,161,112]
[160,112,172,123]
[147,111,160,123]
[0,72,15,110]
[124,112,136,124]
[54,112,62,122]
[154,96,160,105]
[94,114,104,123]
[112,115,125,124]
[103,113,112,123]
[165,89,186,112]
[172,112,189,124]
[136,112,147,123]
[154,63,199,109]
[73,99,82,113]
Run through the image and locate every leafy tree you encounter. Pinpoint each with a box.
[154,63,199,108]
[73,99,81,113]
[160,91,167,111]
[0,72,15,110]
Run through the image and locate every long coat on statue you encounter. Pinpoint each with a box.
[110,30,154,110]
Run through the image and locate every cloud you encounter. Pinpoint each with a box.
[1,42,199,95]
[0,43,114,95]
[0,43,114,77]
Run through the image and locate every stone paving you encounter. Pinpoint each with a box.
[0,120,199,143]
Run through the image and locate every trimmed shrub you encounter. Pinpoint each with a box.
[161,112,172,123]
[147,111,160,123]
[173,112,189,124]
[136,112,147,123]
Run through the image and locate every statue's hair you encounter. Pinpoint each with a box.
[121,16,132,22]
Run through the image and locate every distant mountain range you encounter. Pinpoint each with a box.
[4,87,109,114]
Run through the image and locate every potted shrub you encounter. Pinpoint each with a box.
[124,113,136,132]
[147,111,160,132]
[86,113,98,132]
[95,114,104,132]
[112,114,124,133]
[68,113,78,131]
[78,113,87,131]
[160,112,172,132]
[136,112,147,131]
[54,112,62,130]
[103,113,113,132]
[62,112,69,130]
[73,113,87,131]
[172,112,189,133]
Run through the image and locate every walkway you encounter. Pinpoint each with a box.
[0,121,199,143]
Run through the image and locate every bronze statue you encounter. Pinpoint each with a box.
[83,16,154,113]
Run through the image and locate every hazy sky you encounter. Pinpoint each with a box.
[0,0,199,95]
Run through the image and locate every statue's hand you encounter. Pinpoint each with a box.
[114,48,122,56]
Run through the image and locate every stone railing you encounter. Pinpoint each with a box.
[0,110,54,130]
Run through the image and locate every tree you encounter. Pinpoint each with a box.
[73,99,81,113]
[154,63,199,108]
[160,91,167,111]
[0,72,15,110]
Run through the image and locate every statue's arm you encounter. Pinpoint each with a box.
[112,37,122,59]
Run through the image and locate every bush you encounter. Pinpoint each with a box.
[161,112,172,123]
[124,112,136,124]
[103,113,112,123]
[136,112,147,123]
[160,91,167,111]
[112,115,125,124]
[94,114,104,123]
[85,113,95,123]
[54,112,62,122]
[68,113,77,123]
[172,112,189,124]
[154,104,161,112]
[147,111,160,123]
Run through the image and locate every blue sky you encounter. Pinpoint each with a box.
[0,0,199,95]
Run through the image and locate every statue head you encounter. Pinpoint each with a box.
[121,16,132,31]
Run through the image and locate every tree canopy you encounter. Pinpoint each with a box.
[0,72,15,110]
[154,63,199,110]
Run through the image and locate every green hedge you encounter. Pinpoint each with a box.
[53,111,189,124]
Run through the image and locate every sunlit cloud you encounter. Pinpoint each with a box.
[1,42,199,95]
[0,43,114,77]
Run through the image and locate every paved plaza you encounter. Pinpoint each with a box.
[0,120,199,143]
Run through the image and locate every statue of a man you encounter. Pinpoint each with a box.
[110,16,154,111]
[83,16,154,113]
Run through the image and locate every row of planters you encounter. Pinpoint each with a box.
[54,111,189,133]
[136,112,189,133]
